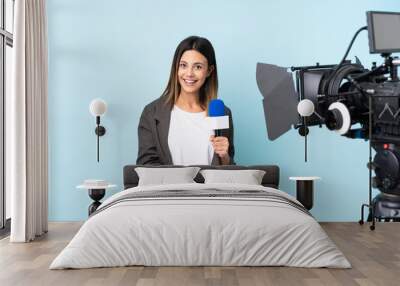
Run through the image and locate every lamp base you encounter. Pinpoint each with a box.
[298,125,309,136]
[88,189,105,216]
[95,126,106,136]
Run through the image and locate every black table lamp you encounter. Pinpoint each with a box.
[89,99,107,162]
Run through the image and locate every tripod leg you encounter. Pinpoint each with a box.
[359,204,365,225]
[370,204,375,231]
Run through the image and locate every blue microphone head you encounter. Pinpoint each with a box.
[208,99,225,117]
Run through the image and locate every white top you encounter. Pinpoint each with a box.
[289,176,321,181]
[168,105,214,165]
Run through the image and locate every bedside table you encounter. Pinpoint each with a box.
[289,176,321,210]
[77,180,117,216]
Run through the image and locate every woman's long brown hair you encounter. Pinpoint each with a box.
[162,36,218,112]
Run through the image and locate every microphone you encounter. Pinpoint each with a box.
[206,99,229,137]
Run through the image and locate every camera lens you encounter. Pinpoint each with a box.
[326,102,351,135]
[325,109,344,130]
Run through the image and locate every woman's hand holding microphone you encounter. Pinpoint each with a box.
[210,135,230,164]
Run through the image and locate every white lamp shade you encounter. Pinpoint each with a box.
[89,99,107,116]
[297,99,315,117]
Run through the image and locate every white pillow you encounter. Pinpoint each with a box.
[200,169,266,185]
[135,167,200,186]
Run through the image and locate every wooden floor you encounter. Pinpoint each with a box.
[0,222,399,286]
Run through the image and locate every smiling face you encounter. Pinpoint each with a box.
[162,36,219,109]
[177,50,214,97]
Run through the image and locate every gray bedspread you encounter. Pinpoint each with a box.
[50,183,350,269]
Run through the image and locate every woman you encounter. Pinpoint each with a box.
[136,36,235,166]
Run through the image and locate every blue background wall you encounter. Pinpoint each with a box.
[47,0,400,221]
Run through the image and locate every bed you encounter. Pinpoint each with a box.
[50,165,350,269]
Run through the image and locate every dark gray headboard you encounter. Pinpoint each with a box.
[123,165,280,189]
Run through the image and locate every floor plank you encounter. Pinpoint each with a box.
[0,222,399,286]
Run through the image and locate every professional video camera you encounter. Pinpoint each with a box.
[256,11,400,230]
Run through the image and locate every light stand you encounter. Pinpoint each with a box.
[359,94,375,230]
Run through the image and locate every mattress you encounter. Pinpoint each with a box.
[50,183,350,269]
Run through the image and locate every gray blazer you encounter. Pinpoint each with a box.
[136,96,235,165]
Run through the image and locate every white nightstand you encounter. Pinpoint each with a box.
[289,176,321,210]
[77,180,117,216]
